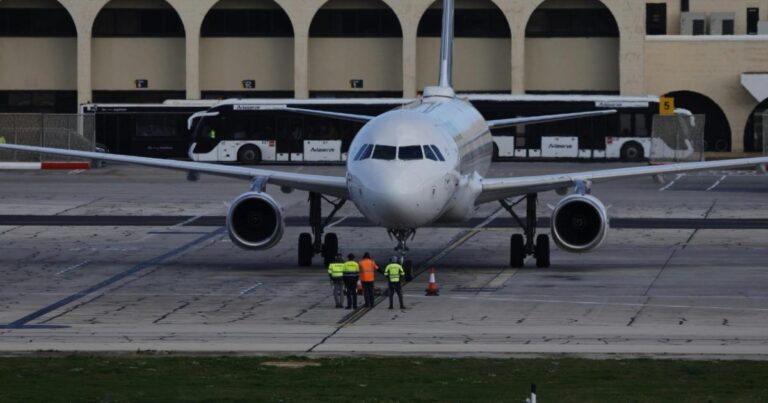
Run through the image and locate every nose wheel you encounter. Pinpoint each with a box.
[298,192,346,267]
[501,193,550,268]
[388,228,416,280]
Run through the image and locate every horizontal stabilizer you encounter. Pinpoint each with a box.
[487,109,616,130]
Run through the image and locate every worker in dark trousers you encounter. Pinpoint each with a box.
[358,252,379,308]
[343,253,360,309]
[384,256,406,310]
[328,254,345,308]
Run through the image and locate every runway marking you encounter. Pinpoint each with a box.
[405,294,768,313]
[67,169,86,175]
[658,173,685,191]
[706,175,727,191]
[240,283,263,296]
[325,216,348,229]
[55,260,90,276]
[0,227,225,330]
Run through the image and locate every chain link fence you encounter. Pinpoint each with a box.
[650,114,706,163]
[0,114,95,162]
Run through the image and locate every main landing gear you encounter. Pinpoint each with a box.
[388,228,415,281]
[298,192,346,267]
[500,193,550,268]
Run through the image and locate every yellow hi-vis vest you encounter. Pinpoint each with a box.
[343,261,360,275]
[384,263,405,283]
[328,263,345,278]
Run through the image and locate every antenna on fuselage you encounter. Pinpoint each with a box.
[438,0,455,89]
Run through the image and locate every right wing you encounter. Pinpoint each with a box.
[487,109,616,129]
[478,156,768,204]
[0,144,349,199]
[240,105,376,123]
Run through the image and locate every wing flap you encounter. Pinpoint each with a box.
[0,144,349,199]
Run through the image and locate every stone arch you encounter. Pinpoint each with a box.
[665,90,732,152]
[523,0,619,94]
[308,0,403,97]
[91,0,186,103]
[416,0,511,92]
[743,98,768,152]
[199,0,295,98]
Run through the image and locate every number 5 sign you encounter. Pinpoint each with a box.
[660,97,675,116]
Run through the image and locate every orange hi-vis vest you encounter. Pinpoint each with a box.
[359,258,379,282]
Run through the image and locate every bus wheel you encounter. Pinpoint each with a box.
[620,142,644,162]
[238,145,262,165]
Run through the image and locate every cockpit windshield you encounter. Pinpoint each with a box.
[398,145,423,160]
[354,144,445,162]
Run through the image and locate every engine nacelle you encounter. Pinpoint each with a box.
[226,192,284,250]
[551,194,609,253]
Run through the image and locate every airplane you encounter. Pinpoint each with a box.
[3,0,768,272]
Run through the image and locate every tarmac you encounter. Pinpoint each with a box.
[1,162,767,358]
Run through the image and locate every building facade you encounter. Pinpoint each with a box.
[2,0,768,152]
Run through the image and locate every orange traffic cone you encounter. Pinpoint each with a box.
[356,279,363,295]
[425,268,439,296]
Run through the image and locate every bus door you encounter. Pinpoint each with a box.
[276,116,304,161]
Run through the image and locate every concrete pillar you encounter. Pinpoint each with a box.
[184,26,202,99]
[166,0,218,100]
[401,25,418,97]
[510,27,526,94]
[293,34,310,99]
[76,29,93,105]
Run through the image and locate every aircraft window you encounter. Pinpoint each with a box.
[430,145,445,161]
[353,144,373,161]
[398,145,423,160]
[372,145,396,160]
[423,145,438,161]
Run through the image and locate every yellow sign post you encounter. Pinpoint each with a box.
[660,97,675,116]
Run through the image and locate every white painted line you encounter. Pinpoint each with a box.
[658,173,685,192]
[240,282,263,295]
[55,260,91,276]
[407,294,768,313]
[706,175,728,191]
[67,169,86,175]
[325,216,348,229]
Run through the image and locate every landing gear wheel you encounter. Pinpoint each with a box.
[535,234,550,268]
[298,232,313,267]
[403,260,413,281]
[510,234,525,268]
[322,233,338,266]
[238,145,262,165]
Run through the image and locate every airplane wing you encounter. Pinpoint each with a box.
[477,156,768,204]
[0,144,349,199]
[281,107,375,123]
[487,109,616,129]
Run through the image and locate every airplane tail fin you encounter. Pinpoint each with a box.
[438,0,454,89]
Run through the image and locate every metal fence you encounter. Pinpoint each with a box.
[650,113,706,163]
[0,114,95,161]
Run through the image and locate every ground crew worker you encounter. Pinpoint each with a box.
[328,254,345,308]
[384,256,406,310]
[343,253,360,309]
[358,252,379,308]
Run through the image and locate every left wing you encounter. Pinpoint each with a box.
[478,156,768,204]
[487,109,616,129]
[0,144,349,199]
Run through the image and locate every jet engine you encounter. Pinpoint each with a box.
[550,194,609,253]
[226,192,284,250]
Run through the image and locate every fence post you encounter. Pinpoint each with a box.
[40,114,45,162]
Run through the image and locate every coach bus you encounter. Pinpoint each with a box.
[187,95,672,164]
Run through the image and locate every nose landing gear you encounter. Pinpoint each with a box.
[388,228,416,281]
[298,192,346,267]
[500,193,550,268]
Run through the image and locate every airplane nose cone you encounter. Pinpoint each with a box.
[350,164,449,228]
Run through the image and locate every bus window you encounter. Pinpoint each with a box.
[372,145,396,160]
[635,113,648,137]
[620,114,632,136]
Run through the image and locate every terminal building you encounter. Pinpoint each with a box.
[2,0,768,153]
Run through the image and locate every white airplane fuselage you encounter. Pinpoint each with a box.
[347,91,493,229]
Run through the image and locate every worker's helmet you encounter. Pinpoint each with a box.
[347,253,355,260]
[390,255,399,263]
[363,252,371,259]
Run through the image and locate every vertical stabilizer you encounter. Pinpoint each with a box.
[438,0,455,89]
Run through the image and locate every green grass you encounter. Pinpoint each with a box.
[0,356,766,402]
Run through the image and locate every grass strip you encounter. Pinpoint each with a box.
[0,356,766,402]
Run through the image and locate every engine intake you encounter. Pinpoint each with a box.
[551,194,609,253]
[227,192,284,250]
